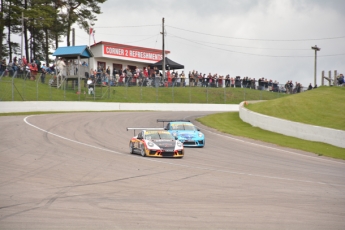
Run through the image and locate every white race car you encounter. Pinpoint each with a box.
[128,128,184,158]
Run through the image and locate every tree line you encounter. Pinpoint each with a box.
[0,0,106,66]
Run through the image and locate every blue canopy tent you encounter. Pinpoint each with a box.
[53,45,93,59]
[52,45,93,98]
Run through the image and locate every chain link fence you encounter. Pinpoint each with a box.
[1,70,310,103]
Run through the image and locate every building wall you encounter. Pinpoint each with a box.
[90,57,150,73]
[89,43,159,73]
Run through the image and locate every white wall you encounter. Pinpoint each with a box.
[239,102,345,148]
[0,102,239,113]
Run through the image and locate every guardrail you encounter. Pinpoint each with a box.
[239,101,345,148]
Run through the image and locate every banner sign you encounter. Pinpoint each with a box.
[104,45,163,62]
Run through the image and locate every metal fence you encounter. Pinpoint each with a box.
[1,68,314,103]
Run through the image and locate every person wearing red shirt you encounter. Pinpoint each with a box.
[22,56,27,66]
[143,67,149,78]
[28,62,38,80]
[167,70,171,87]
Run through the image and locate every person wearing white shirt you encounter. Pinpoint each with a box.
[87,77,94,94]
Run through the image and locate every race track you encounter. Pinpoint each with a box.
[0,111,344,230]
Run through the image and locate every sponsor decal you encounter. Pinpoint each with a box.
[104,45,163,61]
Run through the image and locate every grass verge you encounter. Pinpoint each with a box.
[197,112,345,160]
[246,86,345,131]
[0,76,286,104]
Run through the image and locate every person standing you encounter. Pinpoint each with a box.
[189,71,194,87]
[202,74,207,87]
[308,83,313,90]
[175,71,180,86]
[29,61,38,80]
[22,56,27,67]
[143,67,148,78]
[225,74,230,87]
[106,66,112,83]
[166,70,171,86]
[35,57,41,73]
[0,59,6,76]
[113,68,119,83]
[126,67,133,87]
[56,58,66,78]
[180,71,186,87]
[154,67,160,88]
[87,77,94,94]
[41,66,46,83]
[171,70,176,87]
[194,71,198,86]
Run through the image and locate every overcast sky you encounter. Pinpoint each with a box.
[70,0,345,87]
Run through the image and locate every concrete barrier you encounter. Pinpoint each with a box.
[2,101,343,148]
[0,102,239,113]
[239,102,345,148]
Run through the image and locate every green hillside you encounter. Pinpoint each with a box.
[197,86,345,160]
[246,86,345,131]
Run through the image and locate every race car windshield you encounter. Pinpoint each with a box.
[146,132,174,140]
[172,124,195,131]
[184,125,195,131]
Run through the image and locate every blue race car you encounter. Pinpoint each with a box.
[157,119,205,147]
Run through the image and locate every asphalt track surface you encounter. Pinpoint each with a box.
[0,111,344,230]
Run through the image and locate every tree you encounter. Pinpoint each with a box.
[1,0,22,60]
[51,0,68,50]
[59,0,106,47]
[0,0,106,65]
[24,0,57,62]
[0,0,5,58]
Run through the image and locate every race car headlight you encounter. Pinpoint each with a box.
[176,141,183,147]
[147,141,155,147]
[198,132,204,137]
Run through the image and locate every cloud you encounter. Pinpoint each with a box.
[72,0,345,87]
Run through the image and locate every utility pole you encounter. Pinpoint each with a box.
[72,28,75,46]
[311,45,320,87]
[89,28,91,48]
[21,12,24,64]
[21,12,28,66]
[162,18,166,79]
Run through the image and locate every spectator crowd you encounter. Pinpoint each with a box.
[1,56,343,94]
[86,66,309,94]
[0,56,56,83]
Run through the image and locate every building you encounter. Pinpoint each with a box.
[89,41,170,73]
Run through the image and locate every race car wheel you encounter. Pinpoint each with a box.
[129,143,134,154]
[140,147,146,157]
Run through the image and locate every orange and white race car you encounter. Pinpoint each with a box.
[127,128,184,158]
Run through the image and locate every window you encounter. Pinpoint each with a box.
[128,65,136,72]
[113,63,122,71]
[97,61,106,71]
